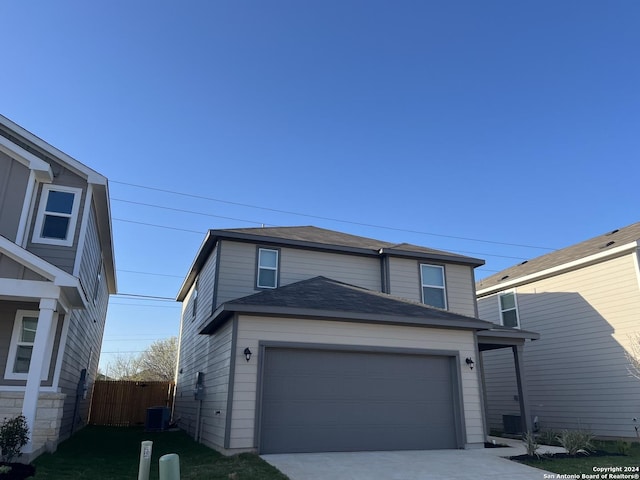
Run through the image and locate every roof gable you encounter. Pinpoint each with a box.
[0,115,117,293]
[477,221,640,293]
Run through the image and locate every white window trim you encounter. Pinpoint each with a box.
[257,248,279,289]
[4,310,58,381]
[420,264,447,309]
[32,184,83,247]
[192,278,199,320]
[499,290,520,328]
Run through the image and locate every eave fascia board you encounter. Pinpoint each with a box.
[199,303,494,335]
[211,230,380,256]
[477,241,640,297]
[477,328,540,342]
[0,235,72,284]
[379,248,485,267]
[91,183,117,293]
[0,135,53,182]
[176,231,216,301]
[0,114,107,185]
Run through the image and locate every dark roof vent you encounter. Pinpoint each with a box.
[603,241,615,248]
[519,260,528,265]
[606,229,619,236]
[500,275,509,281]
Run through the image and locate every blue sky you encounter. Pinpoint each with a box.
[1,1,638,371]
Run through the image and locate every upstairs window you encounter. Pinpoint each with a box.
[420,264,447,309]
[499,291,520,328]
[192,278,199,320]
[257,248,279,289]
[32,185,82,246]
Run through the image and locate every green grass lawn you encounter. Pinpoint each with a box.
[32,426,289,480]
[517,440,640,475]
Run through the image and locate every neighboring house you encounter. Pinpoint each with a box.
[0,115,116,459]
[477,222,640,439]
[174,226,537,455]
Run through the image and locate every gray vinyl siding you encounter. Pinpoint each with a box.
[57,203,110,439]
[444,264,477,317]
[174,247,220,437]
[479,251,640,438]
[279,247,380,291]
[78,204,103,303]
[231,316,484,451]
[0,151,29,242]
[197,320,233,450]
[0,254,47,281]
[215,240,382,308]
[388,258,477,316]
[26,166,86,275]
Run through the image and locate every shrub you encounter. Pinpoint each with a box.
[538,429,560,446]
[616,439,632,455]
[557,428,595,455]
[0,415,30,462]
[522,431,539,457]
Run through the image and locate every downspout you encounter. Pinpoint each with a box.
[379,250,390,294]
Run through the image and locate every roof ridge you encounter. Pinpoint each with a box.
[477,220,640,291]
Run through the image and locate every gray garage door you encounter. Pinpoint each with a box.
[259,347,461,454]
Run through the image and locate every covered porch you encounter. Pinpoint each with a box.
[0,236,86,456]
[477,326,540,436]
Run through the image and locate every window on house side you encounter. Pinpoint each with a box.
[257,248,278,288]
[5,310,57,381]
[192,279,199,320]
[93,266,103,304]
[500,292,520,328]
[32,185,82,246]
[14,315,38,373]
[420,264,447,309]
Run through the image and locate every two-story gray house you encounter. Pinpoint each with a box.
[477,222,640,440]
[0,115,116,459]
[174,226,537,455]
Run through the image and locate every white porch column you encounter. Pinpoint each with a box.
[23,297,57,452]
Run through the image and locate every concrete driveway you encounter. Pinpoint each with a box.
[262,438,562,480]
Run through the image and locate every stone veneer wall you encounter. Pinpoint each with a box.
[0,391,66,456]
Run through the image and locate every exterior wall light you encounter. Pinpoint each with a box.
[465,357,475,370]
[244,348,252,362]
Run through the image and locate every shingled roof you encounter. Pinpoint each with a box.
[477,221,640,293]
[200,276,495,334]
[217,226,483,263]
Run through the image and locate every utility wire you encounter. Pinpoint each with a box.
[118,269,183,278]
[111,180,556,251]
[112,198,271,226]
[113,293,175,301]
[114,215,529,262]
[113,217,204,234]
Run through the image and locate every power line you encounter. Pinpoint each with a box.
[112,198,270,226]
[111,180,556,251]
[113,293,176,301]
[113,217,204,235]
[114,216,529,262]
[109,303,179,308]
[118,269,183,278]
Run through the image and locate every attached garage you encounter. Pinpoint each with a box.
[258,345,464,454]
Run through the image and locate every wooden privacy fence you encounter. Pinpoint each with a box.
[89,380,175,427]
